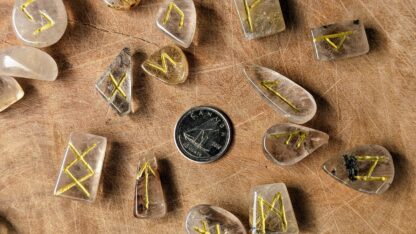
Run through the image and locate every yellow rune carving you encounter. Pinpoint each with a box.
[313,31,353,51]
[55,143,97,198]
[354,156,388,182]
[244,0,263,32]
[146,52,177,74]
[193,220,221,234]
[163,2,185,29]
[261,80,300,112]
[20,0,56,35]
[108,72,127,100]
[256,193,287,234]
[271,130,307,149]
[136,161,156,209]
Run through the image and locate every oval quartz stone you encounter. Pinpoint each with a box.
[12,0,68,48]
[103,0,141,10]
[185,204,246,234]
[243,64,317,124]
[142,45,189,85]
[263,123,329,166]
[0,46,58,81]
[322,144,395,194]
[0,76,24,112]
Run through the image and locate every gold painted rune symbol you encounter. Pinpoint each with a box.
[193,220,221,234]
[313,31,353,51]
[146,52,177,74]
[136,161,156,209]
[354,156,388,182]
[163,2,185,29]
[55,143,97,198]
[261,80,300,112]
[20,0,56,36]
[244,0,263,32]
[271,130,307,149]
[107,72,127,100]
[255,192,287,233]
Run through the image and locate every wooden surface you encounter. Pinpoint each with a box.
[0,0,415,233]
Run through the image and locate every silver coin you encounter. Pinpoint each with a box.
[174,106,232,163]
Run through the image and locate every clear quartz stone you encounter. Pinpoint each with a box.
[134,156,167,218]
[322,144,395,194]
[234,0,286,40]
[263,123,329,166]
[185,204,247,234]
[53,133,107,202]
[103,0,141,10]
[0,76,24,112]
[96,48,132,116]
[141,45,189,85]
[0,46,58,81]
[311,19,369,61]
[243,64,317,124]
[156,0,196,48]
[12,0,68,48]
[250,183,299,234]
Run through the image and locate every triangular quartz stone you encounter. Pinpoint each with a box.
[156,0,196,48]
[243,64,317,124]
[103,0,141,10]
[141,45,189,85]
[185,205,246,234]
[0,76,24,112]
[134,156,167,218]
[0,46,58,81]
[322,144,395,194]
[263,123,329,166]
[96,48,132,116]
[12,0,68,48]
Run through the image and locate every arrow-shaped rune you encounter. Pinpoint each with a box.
[136,161,156,209]
[20,0,55,36]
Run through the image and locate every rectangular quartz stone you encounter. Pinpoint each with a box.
[234,0,286,40]
[250,183,299,234]
[311,19,369,61]
[53,132,107,202]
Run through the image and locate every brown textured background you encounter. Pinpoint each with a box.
[0,0,415,233]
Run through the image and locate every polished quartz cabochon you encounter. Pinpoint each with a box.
[311,19,369,61]
[0,46,58,81]
[96,48,132,116]
[134,156,167,218]
[234,0,286,40]
[322,144,395,194]
[263,123,329,166]
[156,0,196,48]
[185,204,246,234]
[103,0,141,10]
[0,76,24,112]
[53,133,107,202]
[142,45,189,85]
[243,64,317,124]
[12,0,68,48]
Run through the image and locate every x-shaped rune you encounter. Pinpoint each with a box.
[55,143,97,198]
[108,72,127,100]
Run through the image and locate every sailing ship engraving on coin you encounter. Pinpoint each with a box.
[174,106,232,163]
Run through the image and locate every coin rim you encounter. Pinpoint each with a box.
[174,106,232,164]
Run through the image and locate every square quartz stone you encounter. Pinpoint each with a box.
[250,183,299,234]
[234,0,286,40]
[311,19,369,61]
[54,133,107,202]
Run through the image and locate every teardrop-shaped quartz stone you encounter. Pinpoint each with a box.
[322,144,395,194]
[185,204,246,234]
[263,123,329,166]
[156,0,196,48]
[103,0,141,10]
[95,48,132,116]
[12,0,68,48]
[0,46,58,81]
[243,64,317,124]
[0,76,24,112]
[141,45,189,85]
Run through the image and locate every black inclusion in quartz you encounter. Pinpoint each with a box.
[343,154,359,181]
